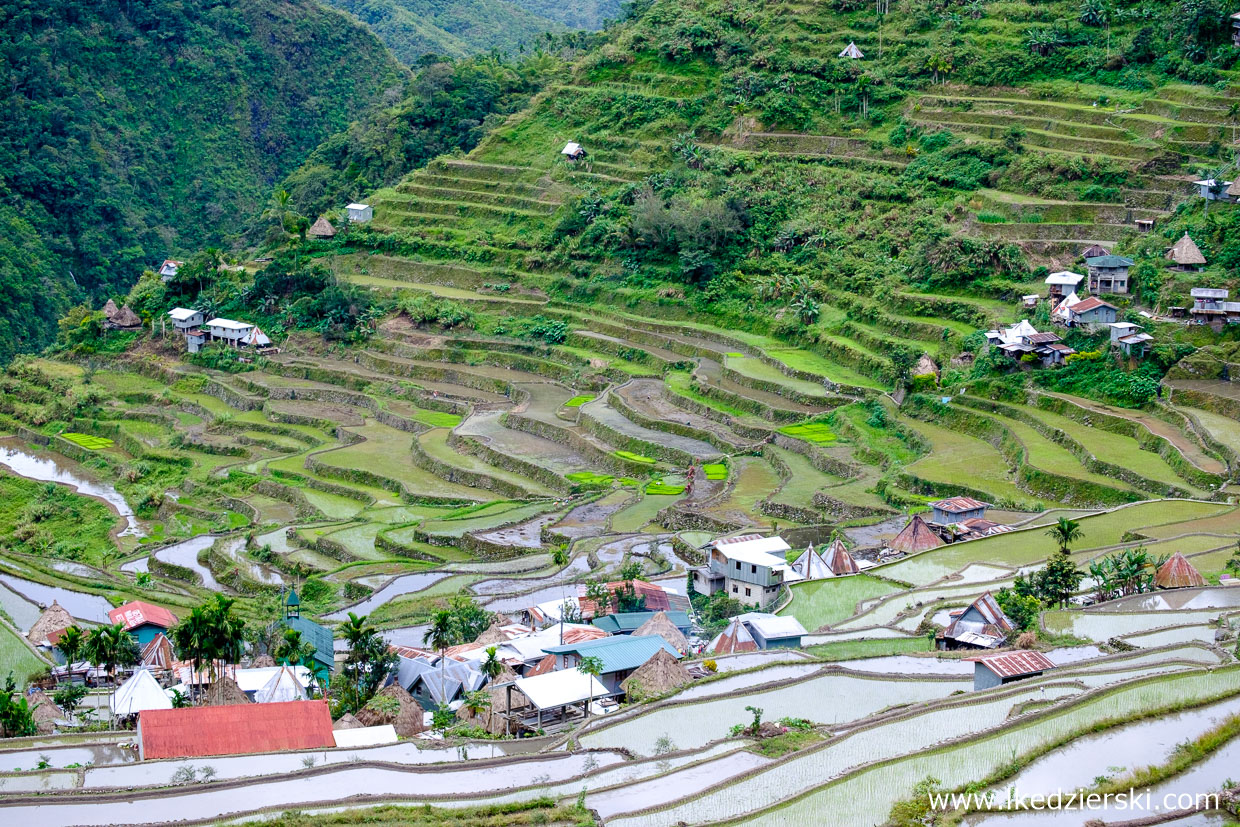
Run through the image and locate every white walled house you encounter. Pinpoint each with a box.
[205,318,255,343]
[167,308,203,331]
[158,259,184,282]
[346,203,372,223]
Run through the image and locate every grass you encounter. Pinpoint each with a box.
[0,622,47,689]
[614,449,656,464]
[230,800,588,827]
[901,417,1041,508]
[564,394,595,408]
[724,353,835,398]
[703,463,728,480]
[780,574,903,632]
[766,445,846,510]
[411,410,463,428]
[805,636,935,661]
[778,421,837,444]
[645,482,686,495]
[60,432,114,450]
[566,471,614,485]
[747,728,826,758]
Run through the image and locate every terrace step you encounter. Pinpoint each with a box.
[391,183,562,211]
[911,118,1163,161]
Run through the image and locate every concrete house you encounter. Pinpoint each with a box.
[929,497,988,526]
[1085,254,1134,295]
[346,203,372,223]
[108,601,178,649]
[1110,322,1154,358]
[966,651,1055,691]
[1044,271,1084,300]
[158,259,183,282]
[167,307,204,331]
[693,534,801,607]
[1064,296,1119,330]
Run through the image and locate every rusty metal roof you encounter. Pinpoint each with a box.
[931,497,988,514]
[1155,552,1206,589]
[889,515,945,554]
[138,700,334,760]
[966,650,1055,678]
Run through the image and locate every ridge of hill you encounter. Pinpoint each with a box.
[0,0,406,362]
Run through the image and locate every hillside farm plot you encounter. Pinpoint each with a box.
[902,418,1040,508]
[316,422,495,501]
[782,575,904,632]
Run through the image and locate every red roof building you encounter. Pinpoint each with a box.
[577,580,689,619]
[706,617,758,655]
[967,650,1055,690]
[1154,552,1206,589]
[109,601,178,632]
[138,700,334,760]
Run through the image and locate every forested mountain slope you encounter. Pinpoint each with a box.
[0,0,405,362]
[322,0,622,63]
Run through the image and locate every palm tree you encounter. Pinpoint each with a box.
[551,546,570,645]
[83,623,137,686]
[274,628,311,666]
[577,655,604,719]
[57,625,84,675]
[423,610,455,710]
[480,646,504,683]
[1045,517,1083,555]
[462,689,492,731]
[262,189,302,240]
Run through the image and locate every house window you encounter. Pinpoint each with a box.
[731,585,738,593]
[745,587,751,597]
[750,564,757,574]
[735,561,741,570]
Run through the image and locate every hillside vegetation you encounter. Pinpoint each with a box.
[0,0,405,362]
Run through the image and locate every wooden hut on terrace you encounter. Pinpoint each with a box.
[457,664,526,736]
[633,610,690,655]
[355,683,427,737]
[28,690,61,734]
[888,515,944,555]
[1166,233,1207,272]
[621,648,692,701]
[307,216,336,239]
[1154,552,1206,589]
[707,617,758,654]
[939,592,1013,650]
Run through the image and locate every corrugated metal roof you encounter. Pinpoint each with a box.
[889,515,945,554]
[967,650,1055,678]
[282,617,334,672]
[1071,297,1118,314]
[707,617,758,654]
[1155,552,1206,589]
[932,497,988,514]
[139,700,334,760]
[543,634,680,674]
[109,601,178,632]
[593,611,690,634]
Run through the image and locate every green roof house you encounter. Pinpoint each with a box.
[543,635,680,693]
[274,587,333,675]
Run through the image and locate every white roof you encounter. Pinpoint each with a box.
[1194,179,1231,187]
[205,317,253,330]
[1110,322,1139,330]
[839,41,864,58]
[515,669,609,711]
[561,142,582,155]
[346,203,370,210]
[500,623,595,662]
[111,669,172,716]
[711,535,792,560]
[243,326,272,347]
[1022,294,1040,301]
[233,665,312,693]
[333,725,398,748]
[167,307,200,321]
[738,613,808,640]
[1045,271,1084,286]
[1192,287,1229,299]
[254,666,308,703]
[1052,292,1081,320]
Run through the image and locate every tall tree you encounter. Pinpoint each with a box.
[424,610,456,709]
[577,654,604,718]
[57,625,84,671]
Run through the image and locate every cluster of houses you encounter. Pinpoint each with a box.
[166,308,274,354]
[692,534,869,609]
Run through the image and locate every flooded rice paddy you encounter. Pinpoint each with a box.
[0,442,142,536]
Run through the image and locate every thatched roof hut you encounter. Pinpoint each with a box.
[332,712,364,731]
[633,611,689,655]
[110,305,143,329]
[103,299,120,319]
[1154,552,1206,589]
[1166,233,1206,267]
[251,654,276,668]
[27,601,74,645]
[355,683,426,738]
[308,217,337,239]
[473,622,511,647]
[28,690,60,734]
[202,676,252,706]
[888,515,944,555]
[456,667,526,736]
[620,648,691,701]
[913,354,939,379]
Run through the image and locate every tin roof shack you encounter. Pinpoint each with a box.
[1064,297,1119,331]
[1081,244,1110,260]
[109,601,177,648]
[1109,322,1154,358]
[1044,271,1084,300]
[1085,254,1134,295]
[929,497,988,526]
[939,592,1014,650]
[138,700,334,760]
[735,613,808,650]
[505,668,611,733]
[543,634,681,694]
[561,142,586,160]
[1193,178,1236,201]
[966,650,1055,691]
[592,610,691,637]
[158,259,184,282]
[693,534,801,608]
[707,617,759,654]
[1167,233,1207,272]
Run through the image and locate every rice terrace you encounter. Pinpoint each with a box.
[6,0,1240,825]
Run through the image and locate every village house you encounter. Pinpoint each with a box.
[1084,254,1133,295]
[158,259,183,282]
[929,497,987,526]
[346,203,372,223]
[1188,287,1240,329]
[109,601,178,648]
[1062,296,1118,331]
[137,700,335,760]
[1193,178,1235,201]
[1135,217,1156,233]
[987,320,1073,366]
[276,589,335,676]
[693,534,802,607]
[1080,244,1110,260]
[574,578,691,620]
[939,592,1014,650]
[1044,271,1084,300]
[103,299,143,331]
[926,498,1012,543]
[591,610,691,638]
[839,41,864,59]
[1109,322,1154,358]
[397,655,486,710]
[966,650,1056,691]
[201,317,274,352]
[1232,10,1240,46]
[542,634,681,694]
[1167,233,1207,272]
[561,142,586,160]
[887,514,945,556]
[308,216,336,239]
[734,613,807,649]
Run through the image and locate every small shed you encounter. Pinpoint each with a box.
[839,41,864,59]
[346,203,373,223]
[1166,233,1206,272]
[1109,322,1154,358]
[929,497,988,527]
[308,217,337,239]
[1154,552,1206,589]
[940,592,1013,650]
[966,650,1055,691]
[888,515,945,555]
[508,669,610,730]
[561,142,586,160]
[823,538,860,576]
[737,613,807,649]
[707,617,759,654]
[620,647,692,700]
[355,683,427,737]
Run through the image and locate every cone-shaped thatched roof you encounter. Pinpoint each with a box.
[111,305,142,328]
[251,654,276,668]
[473,622,510,647]
[914,354,939,378]
[308,216,337,238]
[355,683,426,738]
[332,712,364,731]
[621,648,691,701]
[1166,233,1206,266]
[888,515,944,554]
[103,299,120,319]
[633,611,689,654]
[28,690,60,734]
[202,676,252,706]
[27,601,74,645]
[1154,552,1206,589]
